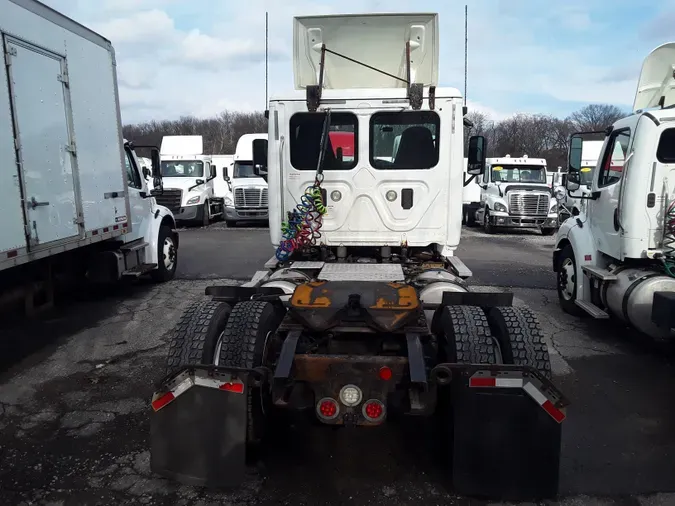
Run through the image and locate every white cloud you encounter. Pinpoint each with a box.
[39,0,661,124]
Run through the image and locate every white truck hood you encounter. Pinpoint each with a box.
[231,177,267,188]
[162,177,208,205]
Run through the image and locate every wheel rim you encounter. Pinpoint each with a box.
[559,258,575,301]
[162,236,176,271]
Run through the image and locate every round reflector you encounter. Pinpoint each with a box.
[379,366,392,381]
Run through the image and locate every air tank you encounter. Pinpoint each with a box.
[602,266,675,340]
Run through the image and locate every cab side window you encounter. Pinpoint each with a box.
[598,129,630,187]
[125,149,143,189]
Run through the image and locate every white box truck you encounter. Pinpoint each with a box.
[223,134,269,227]
[1,0,179,313]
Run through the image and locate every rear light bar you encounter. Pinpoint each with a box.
[468,370,566,423]
[151,373,245,412]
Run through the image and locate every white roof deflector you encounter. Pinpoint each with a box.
[633,42,675,112]
[160,135,203,156]
[293,13,439,91]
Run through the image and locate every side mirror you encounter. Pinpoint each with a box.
[224,175,230,182]
[566,171,581,192]
[568,134,583,174]
[152,176,163,194]
[150,148,161,178]
[252,138,268,180]
[142,167,151,179]
[195,178,204,185]
[210,165,216,179]
[467,135,486,175]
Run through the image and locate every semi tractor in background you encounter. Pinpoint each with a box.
[462,157,481,226]
[149,13,567,502]
[554,41,675,339]
[0,0,179,315]
[474,155,559,235]
[211,154,235,212]
[154,135,224,227]
[224,133,269,227]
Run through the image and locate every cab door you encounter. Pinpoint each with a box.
[588,128,632,259]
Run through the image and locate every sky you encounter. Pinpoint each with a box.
[42,0,675,125]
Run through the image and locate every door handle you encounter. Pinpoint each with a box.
[29,197,50,209]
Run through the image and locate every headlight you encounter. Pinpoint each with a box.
[554,188,566,201]
[224,195,233,206]
[550,204,558,214]
[186,195,201,205]
[494,202,507,212]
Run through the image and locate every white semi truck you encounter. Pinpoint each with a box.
[154,135,224,227]
[554,42,675,339]
[149,13,568,501]
[223,133,269,227]
[1,0,179,313]
[474,155,559,235]
[462,157,481,226]
[210,154,234,211]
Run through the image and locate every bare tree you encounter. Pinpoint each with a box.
[123,102,623,170]
[567,104,627,132]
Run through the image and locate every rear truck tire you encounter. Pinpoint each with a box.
[164,299,232,376]
[441,305,499,364]
[483,207,495,235]
[438,304,561,501]
[556,244,585,317]
[218,300,285,459]
[202,200,210,227]
[150,225,178,283]
[487,306,551,379]
[541,227,556,236]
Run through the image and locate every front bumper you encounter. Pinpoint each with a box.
[488,213,558,229]
[173,204,203,223]
[224,206,268,222]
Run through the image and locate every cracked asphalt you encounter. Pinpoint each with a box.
[1,225,675,505]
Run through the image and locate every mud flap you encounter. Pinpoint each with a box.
[450,379,562,501]
[150,369,249,488]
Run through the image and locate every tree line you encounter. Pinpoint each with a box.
[123,103,626,169]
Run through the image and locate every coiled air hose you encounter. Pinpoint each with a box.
[661,199,675,277]
[275,111,331,262]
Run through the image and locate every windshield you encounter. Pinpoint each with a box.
[233,161,259,178]
[579,166,594,186]
[160,160,204,178]
[491,165,547,184]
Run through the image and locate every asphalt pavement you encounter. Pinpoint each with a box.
[176,222,556,289]
[1,224,675,505]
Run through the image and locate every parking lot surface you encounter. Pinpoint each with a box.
[1,225,675,505]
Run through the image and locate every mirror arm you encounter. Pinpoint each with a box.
[463,174,476,187]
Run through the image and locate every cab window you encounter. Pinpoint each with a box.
[657,128,675,164]
[124,149,143,189]
[289,112,358,170]
[598,129,630,187]
[370,111,439,169]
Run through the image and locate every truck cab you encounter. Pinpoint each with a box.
[554,41,675,339]
[475,155,558,235]
[555,140,603,220]
[154,135,223,226]
[223,134,269,227]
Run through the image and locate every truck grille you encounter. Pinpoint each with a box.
[151,188,182,211]
[234,187,268,208]
[508,192,549,216]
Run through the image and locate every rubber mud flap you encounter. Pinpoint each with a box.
[150,381,248,488]
[450,381,561,501]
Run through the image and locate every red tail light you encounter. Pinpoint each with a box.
[316,397,339,420]
[362,399,385,422]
